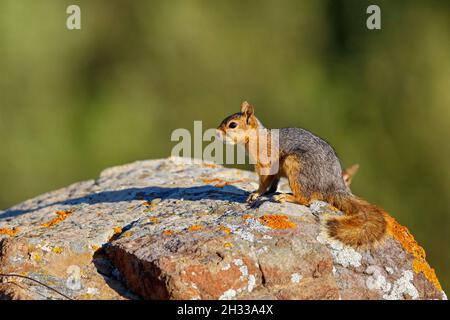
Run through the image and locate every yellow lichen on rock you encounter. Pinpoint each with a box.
[122,231,134,238]
[52,247,63,254]
[386,215,442,291]
[149,217,159,223]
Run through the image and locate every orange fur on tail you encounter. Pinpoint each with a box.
[326,194,388,248]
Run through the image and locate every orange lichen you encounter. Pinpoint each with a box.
[412,259,442,291]
[219,226,231,234]
[106,226,124,241]
[242,214,253,220]
[387,216,425,259]
[162,230,174,236]
[386,215,442,291]
[202,178,243,187]
[188,225,204,232]
[215,180,243,187]
[203,163,220,168]
[41,209,75,228]
[0,227,19,237]
[258,214,296,229]
[149,217,160,223]
[202,178,222,184]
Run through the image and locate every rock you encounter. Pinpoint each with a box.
[0,157,446,300]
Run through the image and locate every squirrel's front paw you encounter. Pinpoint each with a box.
[246,192,260,203]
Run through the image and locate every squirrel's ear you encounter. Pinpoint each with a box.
[240,101,254,118]
[342,164,360,188]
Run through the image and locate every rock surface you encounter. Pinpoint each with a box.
[0,157,446,300]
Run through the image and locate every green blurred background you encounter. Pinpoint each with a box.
[0,0,449,291]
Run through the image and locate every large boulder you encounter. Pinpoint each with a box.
[0,157,446,300]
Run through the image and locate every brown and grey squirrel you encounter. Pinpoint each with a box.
[216,101,388,249]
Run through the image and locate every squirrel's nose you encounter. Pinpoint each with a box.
[215,129,223,139]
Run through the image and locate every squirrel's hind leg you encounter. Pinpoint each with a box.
[272,180,311,205]
[273,193,300,204]
[272,191,310,205]
[273,155,311,205]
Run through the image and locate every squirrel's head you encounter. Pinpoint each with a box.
[216,101,261,145]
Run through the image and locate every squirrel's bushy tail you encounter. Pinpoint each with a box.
[326,194,388,248]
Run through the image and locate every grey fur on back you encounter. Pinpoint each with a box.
[277,127,350,197]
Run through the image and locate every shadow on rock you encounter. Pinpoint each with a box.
[0,185,249,220]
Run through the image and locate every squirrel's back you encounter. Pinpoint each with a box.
[278,127,349,198]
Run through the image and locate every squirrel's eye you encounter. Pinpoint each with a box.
[228,122,238,129]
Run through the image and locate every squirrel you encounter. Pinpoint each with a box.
[216,101,388,249]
